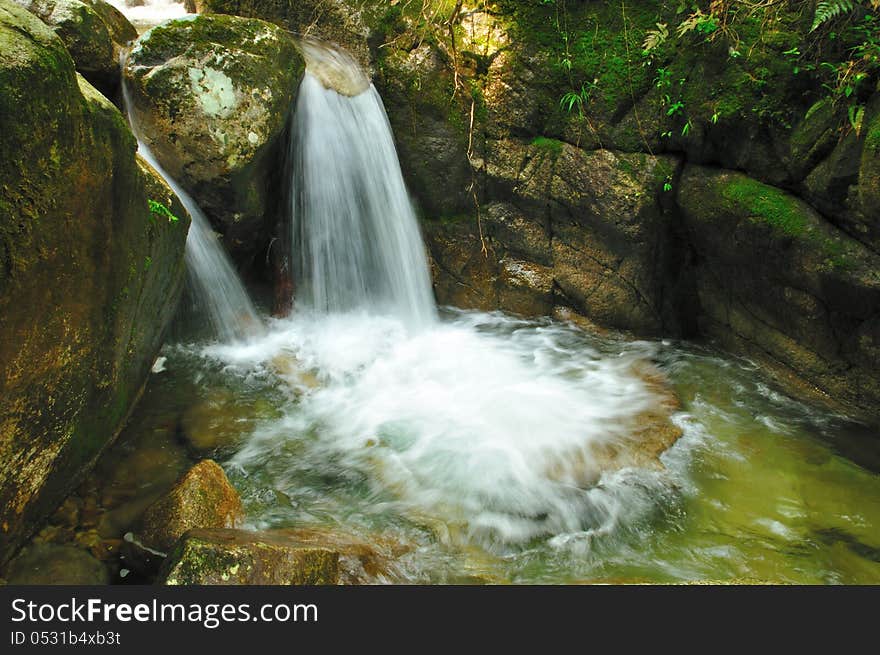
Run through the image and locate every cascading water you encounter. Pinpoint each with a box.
[121,64,262,342]
[193,40,669,547]
[290,39,436,326]
[121,39,880,583]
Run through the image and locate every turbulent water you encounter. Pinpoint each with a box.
[101,40,880,584]
[290,41,436,326]
[121,74,262,342]
[141,310,880,583]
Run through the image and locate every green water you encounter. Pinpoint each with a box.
[114,313,880,584]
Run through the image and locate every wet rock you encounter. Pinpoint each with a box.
[49,497,82,529]
[159,528,339,585]
[801,98,880,253]
[124,14,303,266]
[5,543,109,585]
[181,389,281,453]
[545,362,683,487]
[0,1,189,565]
[137,460,244,553]
[13,0,137,96]
[678,165,880,418]
[264,527,411,584]
[423,218,500,312]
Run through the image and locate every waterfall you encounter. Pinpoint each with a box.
[290,39,436,326]
[121,70,262,342]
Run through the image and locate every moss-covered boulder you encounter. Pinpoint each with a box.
[137,460,244,553]
[677,165,880,417]
[13,0,137,96]
[0,0,189,566]
[193,0,371,71]
[159,528,339,585]
[124,14,302,267]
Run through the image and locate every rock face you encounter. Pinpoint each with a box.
[137,460,244,553]
[159,528,339,585]
[0,0,189,566]
[355,1,880,418]
[677,166,880,414]
[12,0,137,96]
[124,14,303,267]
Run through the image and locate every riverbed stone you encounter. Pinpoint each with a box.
[5,543,109,584]
[124,14,303,267]
[159,528,339,585]
[0,1,189,566]
[138,460,244,553]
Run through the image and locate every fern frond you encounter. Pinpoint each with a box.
[811,0,856,32]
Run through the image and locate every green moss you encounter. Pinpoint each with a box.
[722,177,807,236]
[866,121,880,153]
[433,212,473,225]
[531,136,564,156]
[495,0,665,120]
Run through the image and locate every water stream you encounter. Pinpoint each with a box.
[121,69,262,342]
[102,37,880,584]
[290,40,436,326]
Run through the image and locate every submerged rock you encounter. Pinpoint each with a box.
[0,0,189,566]
[159,528,339,585]
[13,0,137,96]
[5,543,109,585]
[124,14,303,267]
[545,362,683,488]
[263,527,412,584]
[137,460,244,553]
[181,388,282,453]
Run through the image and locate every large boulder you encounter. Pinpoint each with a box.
[13,0,137,96]
[191,0,371,71]
[677,165,880,418]
[137,460,244,553]
[124,14,303,267]
[159,528,339,585]
[0,0,189,566]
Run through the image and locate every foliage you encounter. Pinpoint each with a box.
[148,199,179,223]
[811,0,880,32]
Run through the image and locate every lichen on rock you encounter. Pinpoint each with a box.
[124,13,303,266]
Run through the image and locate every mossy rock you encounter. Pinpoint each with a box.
[159,528,339,585]
[137,460,244,553]
[678,164,880,419]
[125,14,303,265]
[0,0,188,566]
[13,0,136,95]
[193,0,371,71]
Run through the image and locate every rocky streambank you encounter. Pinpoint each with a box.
[187,0,880,421]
